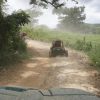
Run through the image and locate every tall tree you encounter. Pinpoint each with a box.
[53,6,86,32]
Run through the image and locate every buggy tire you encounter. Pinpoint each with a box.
[65,50,68,57]
[49,51,53,57]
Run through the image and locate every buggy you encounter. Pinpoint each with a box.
[49,40,68,57]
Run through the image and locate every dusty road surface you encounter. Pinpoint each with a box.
[0,39,100,95]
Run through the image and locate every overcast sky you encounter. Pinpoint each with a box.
[7,0,100,28]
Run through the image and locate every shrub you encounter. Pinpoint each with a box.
[88,45,100,67]
[75,37,92,51]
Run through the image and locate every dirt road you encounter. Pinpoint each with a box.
[0,39,100,95]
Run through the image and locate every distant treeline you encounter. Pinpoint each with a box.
[84,23,100,34]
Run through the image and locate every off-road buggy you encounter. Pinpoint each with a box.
[49,40,68,57]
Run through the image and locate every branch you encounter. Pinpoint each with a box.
[41,0,65,8]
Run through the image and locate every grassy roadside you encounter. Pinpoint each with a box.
[22,26,100,68]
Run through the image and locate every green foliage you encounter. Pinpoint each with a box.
[0,39,27,66]
[74,38,100,67]
[0,0,30,66]
[21,25,54,41]
[88,45,100,67]
[75,37,92,51]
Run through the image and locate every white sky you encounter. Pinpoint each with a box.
[7,0,100,28]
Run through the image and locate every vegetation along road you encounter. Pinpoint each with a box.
[0,39,100,96]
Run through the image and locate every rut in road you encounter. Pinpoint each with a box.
[0,39,100,95]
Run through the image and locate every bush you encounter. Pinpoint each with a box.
[0,38,27,66]
[88,45,100,66]
[75,37,92,51]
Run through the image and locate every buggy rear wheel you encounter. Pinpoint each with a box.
[49,51,56,57]
[49,51,53,57]
[65,50,68,57]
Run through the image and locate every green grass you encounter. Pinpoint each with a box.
[21,26,100,67]
[22,26,100,43]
